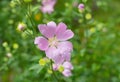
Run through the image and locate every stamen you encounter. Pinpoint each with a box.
[48,36,58,47]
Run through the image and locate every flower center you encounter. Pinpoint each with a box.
[48,36,58,47]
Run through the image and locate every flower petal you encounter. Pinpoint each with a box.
[45,47,58,59]
[62,69,72,77]
[47,21,57,28]
[57,29,74,41]
[56,22,67,38]
[34,36,48,51]
[63,61,73,70]
[38,22,56,38]
[42,0,56,6]
[58,41,73,52]
[52,54,64,64]
[62,52,71,61]
[53,64,59,71]
[45,46,65,64]
[56,41,73,62]
[41,5,54,14]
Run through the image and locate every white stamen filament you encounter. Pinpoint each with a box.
[48,36,58,47]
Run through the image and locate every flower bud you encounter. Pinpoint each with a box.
[13,43,19,49]
[39,57,49,66]
[58,65,64,72]
[62,69,72,77]
[52,64,58,71]
[2,42,8,47]
[17,23,26,31]
[6,52,12,58]
[39,58,46,66]
[62,61,73,70]
[78,3,84,11]
[85,13,92,20]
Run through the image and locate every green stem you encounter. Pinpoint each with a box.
[27,3,36,35]
[19,0,36,37]
[26,12,36,36]
[82,10,88,49]
[50,60,59,82]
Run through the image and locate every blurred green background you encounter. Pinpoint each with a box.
[0,0,120,82]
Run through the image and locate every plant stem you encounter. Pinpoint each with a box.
[19,0,36,37]
[50,60,59,82]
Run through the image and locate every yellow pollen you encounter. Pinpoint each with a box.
[48,37,58,47]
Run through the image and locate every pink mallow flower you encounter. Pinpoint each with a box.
[52,61,73,77]
[78,3,84,11]
[52,64,58,70]
[34,21,74,64]
[62,61,73,77]
[62,61,73,70]
[62,69,72,77]
[41,0,56,14]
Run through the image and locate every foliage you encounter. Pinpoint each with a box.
[0,0,120,82]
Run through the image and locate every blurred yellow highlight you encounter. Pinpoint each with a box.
[65,3,69,7]
[78,10,84,13]
[2,42,11,52]
[78,19,83,23]
[10,0,17,8]
[47,69,53,74]
[24,0,32,3]
[13,43,19,49]
[90,28,96,33]
[58,65,64,72]
[6,47,10,52]
[85,13,92,20]
[34,13,41,21]
[39,58,47,66]
[2,42,8,47]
